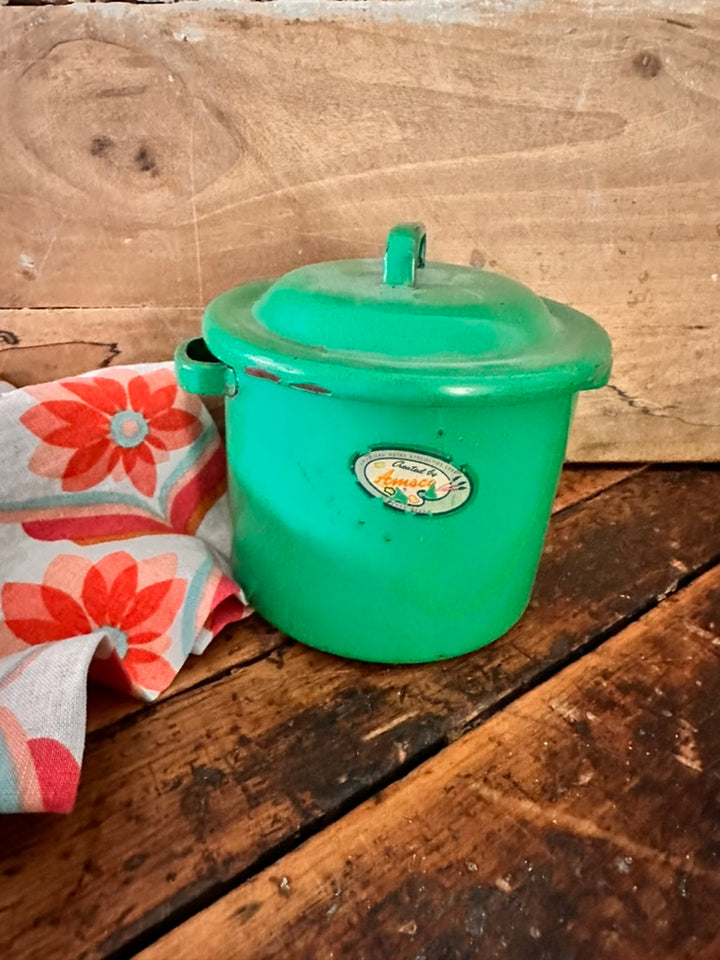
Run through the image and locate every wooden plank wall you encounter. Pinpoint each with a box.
[0,0,718,460]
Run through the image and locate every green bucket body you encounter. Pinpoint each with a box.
[223,380,573,662]
[175,223,611,664]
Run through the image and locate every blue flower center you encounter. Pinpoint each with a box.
[110,410,148,449]
[102,625,129,658]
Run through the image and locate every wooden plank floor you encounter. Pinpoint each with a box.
[2,466,719,960]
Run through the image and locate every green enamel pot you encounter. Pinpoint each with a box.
[176,224,611,663]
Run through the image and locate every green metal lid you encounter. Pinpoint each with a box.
[203,223,611,405]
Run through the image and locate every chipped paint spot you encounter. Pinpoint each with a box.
[289,382,331,395]
[244,366,281,383]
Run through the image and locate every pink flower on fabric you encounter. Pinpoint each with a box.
[21,369,203,497]
[0,658,82,813]
[28,737,81,814]
[0,552,185,695]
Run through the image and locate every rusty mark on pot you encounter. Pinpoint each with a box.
[290,382,332,395]
[244,366,281,383]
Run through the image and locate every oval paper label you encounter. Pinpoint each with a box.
[353,448,472,516]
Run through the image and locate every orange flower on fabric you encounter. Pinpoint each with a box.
[21,369,203,497]
[0,552,185,695]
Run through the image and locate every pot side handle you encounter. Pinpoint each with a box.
[175,337,234,397]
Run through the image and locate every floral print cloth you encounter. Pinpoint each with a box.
[0,364,250,813]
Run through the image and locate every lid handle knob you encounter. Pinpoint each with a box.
[383,222,426,287]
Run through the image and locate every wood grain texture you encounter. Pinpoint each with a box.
[0,4,718,458]
[1,468,718,959]
[82,465,641,735]
[0,309,198,386]
[85,614,285,734]
[551,463,642,513]
[139,565,720,960]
